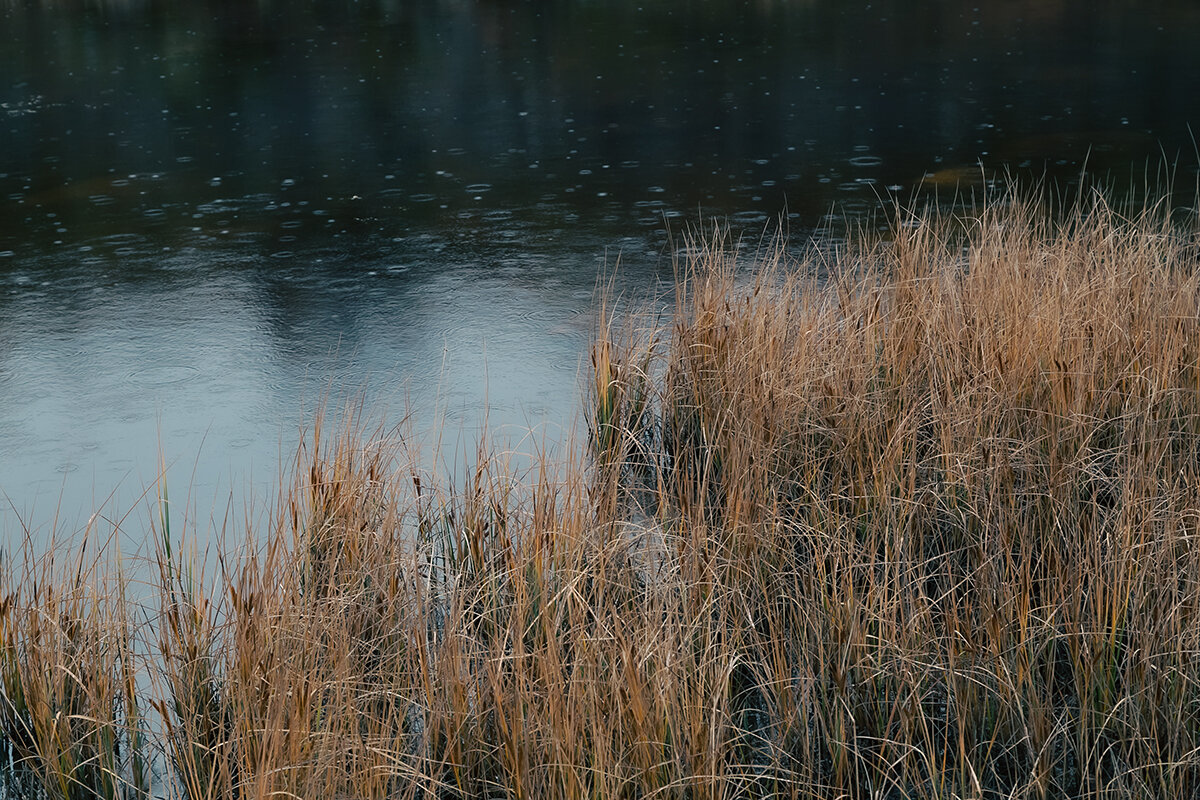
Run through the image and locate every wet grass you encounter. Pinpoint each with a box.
[4,188,1200,798]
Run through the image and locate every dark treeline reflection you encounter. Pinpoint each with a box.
[1,0,1199,528]
[4,0,1198,244]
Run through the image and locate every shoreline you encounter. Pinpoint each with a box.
[4,190,1200,799]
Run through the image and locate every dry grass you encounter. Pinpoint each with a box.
[0,532,148,800]
[4,188,1200,799]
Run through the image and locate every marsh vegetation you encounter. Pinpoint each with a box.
[4,189,1200,799]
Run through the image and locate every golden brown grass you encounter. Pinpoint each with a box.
[4,188,1200,799]
[0,533,148,800]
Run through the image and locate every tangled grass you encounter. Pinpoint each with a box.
[3,189,1200,799]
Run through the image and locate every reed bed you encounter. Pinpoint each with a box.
[4,190,1200,799]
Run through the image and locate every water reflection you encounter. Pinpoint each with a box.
[2,0,1199,538]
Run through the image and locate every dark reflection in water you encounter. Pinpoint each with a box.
[2,0,1199,537]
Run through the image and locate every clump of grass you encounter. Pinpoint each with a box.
[0,532,148,800]
[152,484,235,800]
[5,186,1200,799]
[594,189,1200,797]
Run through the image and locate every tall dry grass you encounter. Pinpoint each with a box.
[0,532,148,800]
[591,190,1200,797]
[3,188,1200,799]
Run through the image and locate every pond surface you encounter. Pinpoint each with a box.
[2,0,1199,541]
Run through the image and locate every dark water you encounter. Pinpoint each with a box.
[3,0,1199,539]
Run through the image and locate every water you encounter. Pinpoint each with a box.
[3,0,1199,541]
